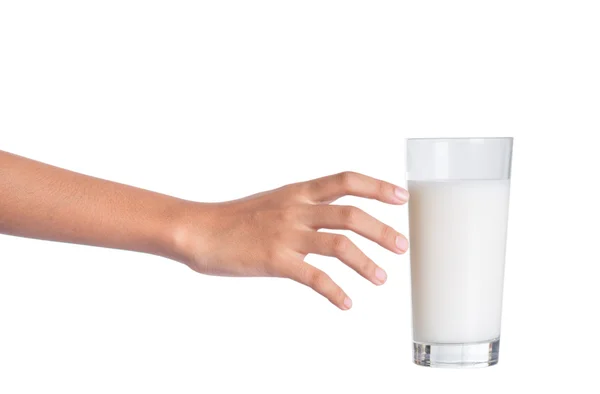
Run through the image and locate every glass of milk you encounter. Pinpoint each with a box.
[407,137,513,368]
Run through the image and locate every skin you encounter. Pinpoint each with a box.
[0,150,409,310]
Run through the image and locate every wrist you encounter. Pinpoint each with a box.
[157,199,217,266]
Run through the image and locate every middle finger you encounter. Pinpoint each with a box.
[302,205,409,254]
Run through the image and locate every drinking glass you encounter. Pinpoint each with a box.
[406,137,513,368]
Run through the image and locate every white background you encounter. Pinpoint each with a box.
[1,1,599,393]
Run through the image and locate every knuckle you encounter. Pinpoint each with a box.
[359,259,374,275]
[281,206,297,222]
[337,171,356,191]
[310,178,327,194]
[264,246,280,263]
[309,270,325,288]
[381,225,396,241]
[306,268,327,289]
[340,206,360,226]
[331,235,351,255]
[285,182,309,200]
[264,242,289,264]
[296,182,312,197]
[378,180,389,198]
[272,207,296,227]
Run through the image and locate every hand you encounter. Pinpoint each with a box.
[170,172,409,310]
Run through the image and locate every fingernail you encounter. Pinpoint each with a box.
[343,297,353,310]
[375,267,387,284]
[395,236,409,253]
[394,187,409,202]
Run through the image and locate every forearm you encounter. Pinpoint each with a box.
[0,150,186,259]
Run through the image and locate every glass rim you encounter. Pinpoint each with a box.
[407,137,513,142]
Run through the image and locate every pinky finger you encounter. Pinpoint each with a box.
[288,262,352,310]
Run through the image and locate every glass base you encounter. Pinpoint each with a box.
[413,338,500,368]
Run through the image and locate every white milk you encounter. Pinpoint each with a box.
[408,180,510,344]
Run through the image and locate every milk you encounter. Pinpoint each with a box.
[408,179,510,344]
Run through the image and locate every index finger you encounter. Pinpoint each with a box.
[304,171,409,204]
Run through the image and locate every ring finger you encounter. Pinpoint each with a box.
[303,205,409,254]
[299,231,387,286]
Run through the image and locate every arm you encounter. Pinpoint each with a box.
[0,149,409,309]
[0,150,185,260]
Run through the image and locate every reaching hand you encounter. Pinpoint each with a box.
[171,172,409,310]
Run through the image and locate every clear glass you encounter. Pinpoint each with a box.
[406,137,513,368]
